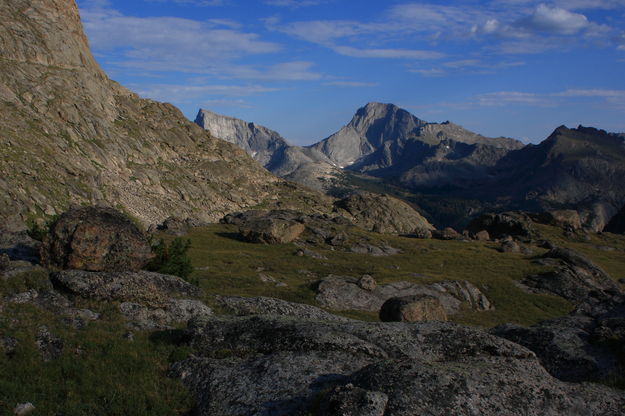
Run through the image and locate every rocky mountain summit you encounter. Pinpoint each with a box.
[0,0,329,228]
[195,109,341,191]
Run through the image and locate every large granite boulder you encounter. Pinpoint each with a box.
[171,315,625,415]
[524,247,623,305]
[217,295,350,322]
[334,192,433,234]
[466,211,536,240]
[40,206,153,272]
[379,295,448,322]
[316,275,493,315]
[239,218,305,244]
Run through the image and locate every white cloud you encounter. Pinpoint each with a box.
[323,81,378,87]
[471,88,625,108]
[409,68,447,77]
[516,4,589,35]
[78,2,326,82]
[333,46,443,60]
[476,91,552,106]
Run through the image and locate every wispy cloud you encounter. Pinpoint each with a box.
[134,84,279,103]
[322,81,378,87]
[472,88,625,108]
[79,1,324,82]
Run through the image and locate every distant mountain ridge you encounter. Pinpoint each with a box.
[197,103,625,229]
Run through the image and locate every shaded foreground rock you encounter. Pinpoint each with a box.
[316,275,492,315]
[171,315,625,416]
[379,295,447,322]
[239,217,305,245]
[334,192,433,234]
[41,207,153,272]
[523,247,623,305]
[217,296,350,322]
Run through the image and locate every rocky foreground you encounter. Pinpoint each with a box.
[2,205,625,415]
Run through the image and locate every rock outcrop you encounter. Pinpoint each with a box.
[315,275,493,315]
[334,192,433,234]
[217,296,351,322]
[0,0,328,227]
[41,206,153,272]
[523,247,623,305]
[466,211,536,240]
[379,294,448,322]
[171,315,625,415]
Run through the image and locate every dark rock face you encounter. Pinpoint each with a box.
[171,315,625,416]
[0,231,40,263]
[379,295,447,322]
[41,207,153,272]
[532,210,582,230]
[334,192,433,234]
[492,314,625,383]
[604,204,625,234]
[466,211,535,240]
[50,269,201,306]
[315,275,493,315]
[523,247,623,304]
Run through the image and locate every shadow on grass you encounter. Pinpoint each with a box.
[215,232,245,242]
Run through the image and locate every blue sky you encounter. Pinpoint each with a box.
[77,0,625,144]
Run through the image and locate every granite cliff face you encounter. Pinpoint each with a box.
[195,109,341,191]
[0,0,328,227]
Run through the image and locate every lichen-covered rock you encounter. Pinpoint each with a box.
[316,275,493,315]
[36,326,64,362]
[41,207,153,272]
[50,269,201,306]
[239,218,305,244]
[217,296,351,322]
[171,315,624,416]
[523,247,623,304]
[318,384,388,416]
[379,295,448,322]
[334,192,433,234]
[119,299,212,330]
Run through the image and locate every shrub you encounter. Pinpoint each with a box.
[146,238,194,282]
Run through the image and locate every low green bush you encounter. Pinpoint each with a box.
[146,238,194,282]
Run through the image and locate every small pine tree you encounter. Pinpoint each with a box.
[146,238,194,282]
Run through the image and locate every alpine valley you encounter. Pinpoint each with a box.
[1,1,625,416]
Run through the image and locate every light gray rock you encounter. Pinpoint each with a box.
[316,275,493,315]
[171,315,624,416]
[119,299,212,330]
[36,326,63,361]
[13,403,35,416]
[50,270,201,306]
[217,296,350,322]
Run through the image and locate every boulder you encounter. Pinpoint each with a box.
[239,218,305,244]
[40,206,153,272]
[334,192,433,234]
[523,247,623,304]
[0,231,40,263]
[492,314,625,384]
[413,226,432,239]
[50,270,201,307]
[315,275,493,315]
[432,227,464,240]
[171,316,625,416]
[379,295,448,322]
[532,210,582,230]
[466,211,535,240]
[358,275,376,291]
[473,230,490,241]
[156,216,198,236]
[499,240,521,253]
